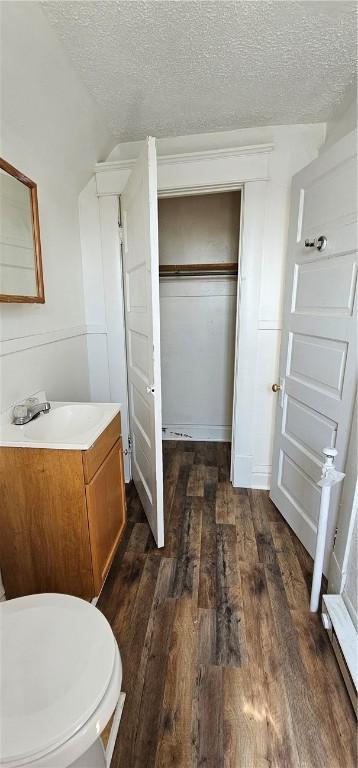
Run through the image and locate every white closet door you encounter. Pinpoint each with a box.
[121,137,164,547]
[270,130,357,573]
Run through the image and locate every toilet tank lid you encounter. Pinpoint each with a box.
[0,593,117,764]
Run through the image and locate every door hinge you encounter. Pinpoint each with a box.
[123,434,132,456]
[333,526,338,549]
[279,376,285,408]
[119,212,128,253]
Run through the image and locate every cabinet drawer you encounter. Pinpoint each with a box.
[85,439,126,593]
[82,414,121,483]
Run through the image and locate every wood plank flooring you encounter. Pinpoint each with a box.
[98,441,356,768]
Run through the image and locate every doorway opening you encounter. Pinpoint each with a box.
[157,190,241,477]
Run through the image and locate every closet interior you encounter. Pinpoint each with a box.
[158,190,241,446]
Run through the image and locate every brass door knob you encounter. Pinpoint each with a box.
[272,383,281,392]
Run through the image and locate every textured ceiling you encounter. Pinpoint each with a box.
[41,0,357,142]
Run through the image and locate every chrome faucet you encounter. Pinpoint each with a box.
[12,400,51,425]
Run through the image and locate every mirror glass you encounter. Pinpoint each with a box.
[0,160,44,303]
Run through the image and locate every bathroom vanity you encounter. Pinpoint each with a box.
[0,400,127,600]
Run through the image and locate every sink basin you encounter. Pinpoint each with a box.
[0,396,121,450]
[23,404,104,443]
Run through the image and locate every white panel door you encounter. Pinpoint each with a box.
[270,131,357,573]
[121,137,164,547]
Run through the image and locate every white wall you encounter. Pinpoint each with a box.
[82,122,325,488]
[325,93,357,617]
[79,190,131,479]
[0,1,114,413]
[160,278,237,441]
[78,177,110,402]
[344,512,358,630]
[328,396,358,618]
[323,84,357,150]
[158,192,240,266]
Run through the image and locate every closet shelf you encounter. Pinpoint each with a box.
[159,262,238,277]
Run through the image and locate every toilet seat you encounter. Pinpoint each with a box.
[0,594,122,768]
[12,646,122,768]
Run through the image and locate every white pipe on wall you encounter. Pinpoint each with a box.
[310,448,345,613]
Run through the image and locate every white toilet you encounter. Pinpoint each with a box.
[0,593,123,767]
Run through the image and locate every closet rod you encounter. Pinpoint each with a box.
[159,262,238,277]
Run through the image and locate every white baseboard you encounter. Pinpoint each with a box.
[232,455,271,489]
[323,595,358,691]
[252,465,271,490]
[162,424,231,441]
[232,454,253,487]
[344,591,358,635]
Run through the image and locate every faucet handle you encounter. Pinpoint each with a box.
[25,397,39,407]
[13,404,28,420]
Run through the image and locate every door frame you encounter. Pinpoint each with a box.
[96,143,271,486]
[157,183,243,481]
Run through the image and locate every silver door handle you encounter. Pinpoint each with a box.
[146,385,155,394]
[304,235,327,252]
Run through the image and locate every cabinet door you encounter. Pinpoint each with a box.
[86,439,126,593]
[0,447,94,599]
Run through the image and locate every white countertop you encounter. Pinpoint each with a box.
[0,399,121,450]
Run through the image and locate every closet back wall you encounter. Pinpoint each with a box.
[159,192,240,441]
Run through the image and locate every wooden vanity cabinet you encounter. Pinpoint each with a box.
[0,414,126,600]
[86,440,126,593]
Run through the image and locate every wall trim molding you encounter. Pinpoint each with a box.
[252,464,272,490]
[86,324,108,335]
[162,424,231,442]
[95,142,273,196]
[323,594,358,694]
[0,324,108,357]
[232,453,271,490]
[258,321,282,331]
[232,453,253,487]
[158,182,244,198]
[95,142,274,176]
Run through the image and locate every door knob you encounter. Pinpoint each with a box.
[316,235,327,251]
[304,235,327,252]
[272,383,281,392]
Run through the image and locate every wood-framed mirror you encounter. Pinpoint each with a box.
[0,158,45,303]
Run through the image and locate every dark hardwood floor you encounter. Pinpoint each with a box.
[98,441,356,768]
